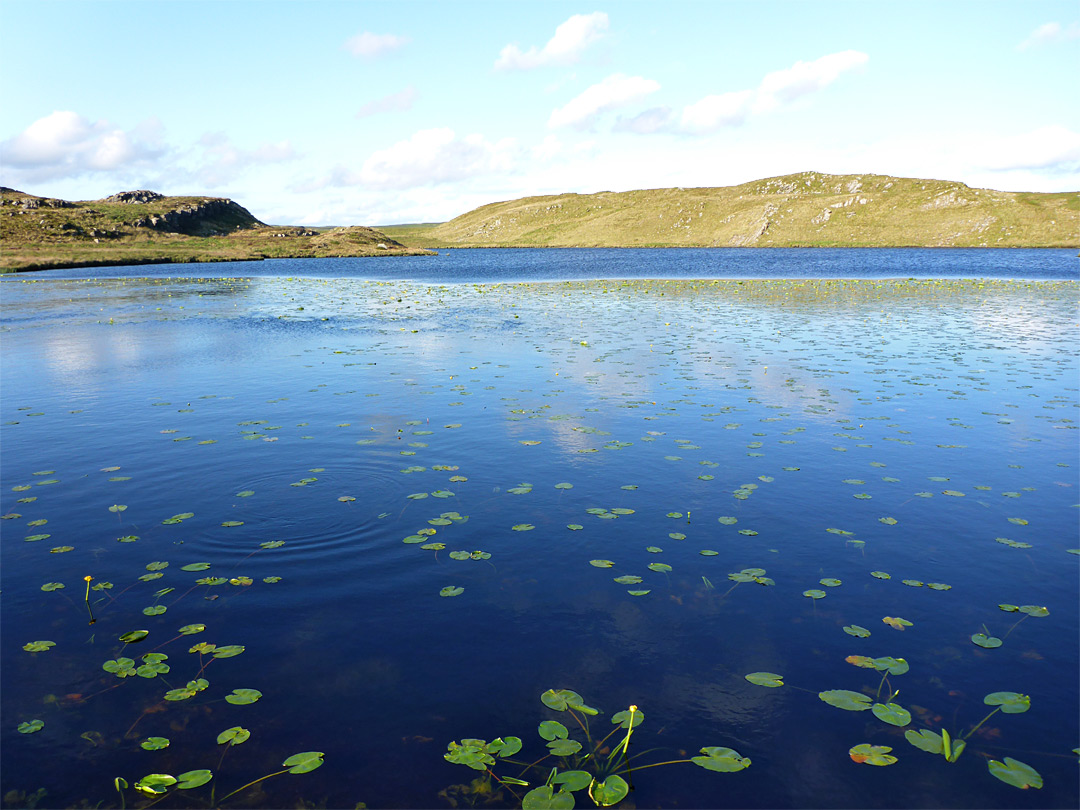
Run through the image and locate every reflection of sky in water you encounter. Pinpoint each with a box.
[1,272,1077,809]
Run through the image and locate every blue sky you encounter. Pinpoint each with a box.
[2,0,1077,225]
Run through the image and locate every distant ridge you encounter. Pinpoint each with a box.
[379,172,1078,249]
[1,189,431,272]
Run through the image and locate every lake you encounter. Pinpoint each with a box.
[1,249,1077,809]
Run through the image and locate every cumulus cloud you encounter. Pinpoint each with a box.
[495,12,608,70]
[344,31,410,59]
[680,91,754,132]
[969,125,1080,173]
[1,110,165,183]
[299,128,518,192]
[191,132,299,187]
[549,73,661,130]
[614,106,675,134]
[752,50,869,113]
[356,86,418,118]
[1016,21,1080,51]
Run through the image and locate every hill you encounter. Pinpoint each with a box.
[378,172,1078,249]
[0,189,431,272]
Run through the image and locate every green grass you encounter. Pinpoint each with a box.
[1,189,433,272]
[383,172,1078,249]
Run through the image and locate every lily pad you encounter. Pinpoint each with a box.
[538,720,568,741]
[745,672,784,688]
[224,688,262,705]
[217,726,251,745]
[613,575,643,584]
[589,560,614,568]
[819,690,873,711]
[282,751,324,774]
[141,737,170,750]
[17,720,44,734]
[872,702,912,727]
[439,586,464,597]
[588,774,629,806]
[971,633,1003,648]
[522,786,574,809]
[611,708,645,729]
[984,692,1030,713]
[803,589,827,599]
[843,625,871,638]
[849,743,897,766]
[177,770,213,789]
[647,563,672,573]
[690,746,751,772]
[119,630,149,643]
[987,757,1042,789]
[134,774,176,795]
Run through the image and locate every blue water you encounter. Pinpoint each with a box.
[23,246,1080,282]
[1,251,1077,809]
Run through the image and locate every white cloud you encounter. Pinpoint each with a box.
[1,110,164,183]
[356,87,418,118]
[1017,21,1080,51]
[298,128,519,192]
[343,31,410,59]
[188,132,299,187]
[495,12,608,71]
[680,91,754,132]
[549,73,661,130]
[753,50,869,113]
[614,106,675,134]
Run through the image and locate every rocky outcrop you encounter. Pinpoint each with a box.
[103,190,165,204]
[129,198,263,236]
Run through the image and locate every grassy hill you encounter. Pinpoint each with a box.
[378,172,1078,249]
[0,188,431,272]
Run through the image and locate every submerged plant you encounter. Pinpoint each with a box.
[444,688,749,807]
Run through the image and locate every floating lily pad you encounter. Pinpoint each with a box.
[119,630,149,643]
[134,774,176,795]
[803,589,826,599]
[927,582,952,590]
[819,690,873,711]
[141,737,170,750]
[984,692,1030,713]
[820,578,842,587]
[849,743,897,766]
[882,616,912,630]
[177,770,213,789]
[522,786,574,809]
[439,586,464,597]
[40,582,64,592]
[589,560,614,568]
[648,563,672,573]
[537,720,568,741]
[870,571,891,580]
[971,633,1003,648]
[217,726,251,745]
[1018,605,1049,616]
[23,640,55,652]
[551,770,592,791]
[588,774,629,806]
[511,524,535,531]
[18,720,44,734]
[872,702,912,727]
[844,625,871,638]
[282,751,324,774]
[614,575,643,584]
[690,746,751,772]
[745,672,784,688]
[224,688,262,705]
[611,708,645,729]
[987,757,1042,789]
[540,689,598,715]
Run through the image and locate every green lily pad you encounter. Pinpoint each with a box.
[566,524,584,530]
[180,563,211,571]
[142,605,167,616]
[690,746,751,772]
[212,645,245,658]
[1018,605,1049,616]
[224,688,262,705]
[987,757,1042,789]
[539,689,598,715]
[134,774,176,795]
[745,672,784,688]
[648,563,672,573]
[700,549,719,556]
[141,737,170,750]
[178,624,205,636]
[522,785,574,809]
[551,770,592,791]
[984,692,1030,713]
[119,630,149,643]
[849,743,897,766]
[546,738,582,756]
[971,633,1003,648]
[870,571,891,579]
[927,582,952,591]
[18,720,44,734]
[879,517,898,525]
[843,625,871,638]
[902,579,924,588]
[217,726,251,745]
[588,774,629,806]
[872,702,912,727]
[627,589,651,596]
[554,483,573,490]
[614,575,643,584]
[282,751,324,774]
[820,578,842,587]
[177,770,213,789]
[538,720,568,741]
[717,516,738,525]
[221,520,243,527]
[803,589,826,599]
[611,708,645,729]
[819,690,873,711]
[904,728,944,755]
[589,560,614,568]
[511,524,535,531]
[260,540,285,549]
[439,586,464,597]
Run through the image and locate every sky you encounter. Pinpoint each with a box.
[1,0,1078,226]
